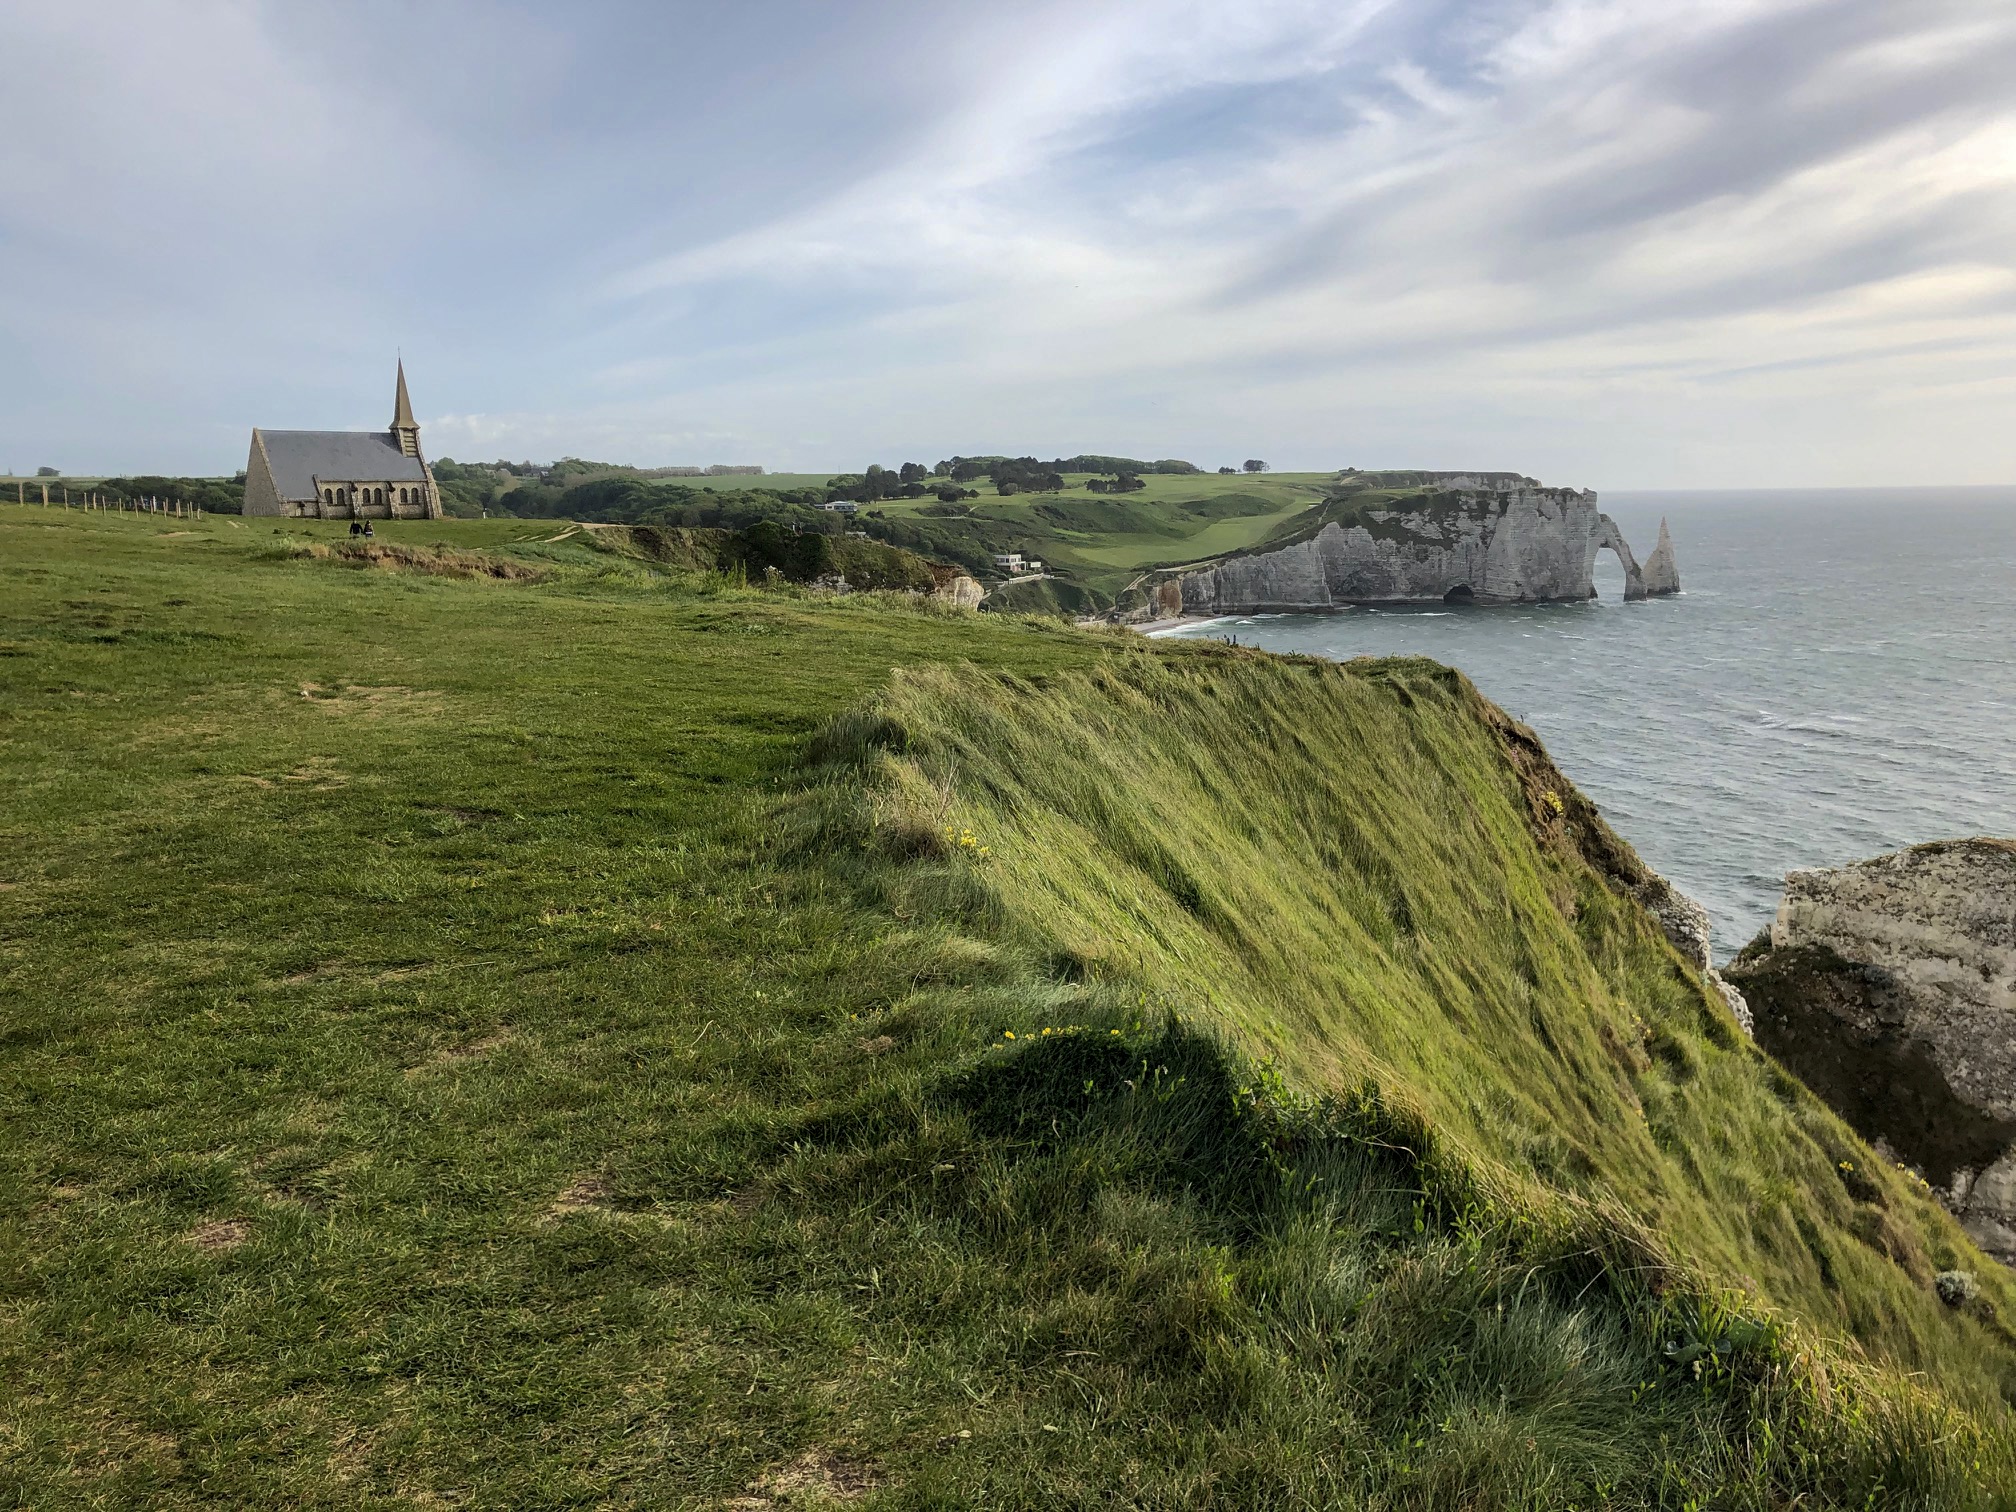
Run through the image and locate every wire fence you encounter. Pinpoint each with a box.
[7,482,203,518]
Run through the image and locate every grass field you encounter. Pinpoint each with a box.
[537,473,839,494]
[4,504,2012,1508]
[447,468,1344,607]
[865,473,1339,600]
[14,467,1347,611]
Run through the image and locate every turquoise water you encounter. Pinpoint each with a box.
[1159,487,2016,961]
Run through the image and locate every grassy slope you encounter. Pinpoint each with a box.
[868,473,1336,599]
[449,472,1332,607]
[3,505,2012,1508]
[844,663,2016,1385]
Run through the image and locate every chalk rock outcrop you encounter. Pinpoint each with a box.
[933,573,986,610]
[1171,483,1657,613]
[1724,840,2016,1265]
[1636,873,1752,1035]
[1641,518,1681,597]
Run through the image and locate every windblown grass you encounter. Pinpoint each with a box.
[1,504,2010,1507]
[787,654,2016,1496]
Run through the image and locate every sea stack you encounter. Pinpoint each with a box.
[1641,518,1681,596]
[1724,840,2016,1265]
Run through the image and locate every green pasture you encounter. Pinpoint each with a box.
[544,472,840,494]
[2,477,109,493]
[12,467,1351,610]
[2,504,2010,1508]
[869,472,1339,597]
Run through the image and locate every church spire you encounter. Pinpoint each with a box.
[391,359,420,457]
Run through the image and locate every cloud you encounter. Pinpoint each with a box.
[2,0,2011,485]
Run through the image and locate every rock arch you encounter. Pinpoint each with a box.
[1592,513,1647,601]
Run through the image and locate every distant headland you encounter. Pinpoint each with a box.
[1125,471,1681,620]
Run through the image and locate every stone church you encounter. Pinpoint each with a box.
[242,362,444,519]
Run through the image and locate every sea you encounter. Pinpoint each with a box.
[1156,487,2016,962]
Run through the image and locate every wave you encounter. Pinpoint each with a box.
[1147,617,1232,638]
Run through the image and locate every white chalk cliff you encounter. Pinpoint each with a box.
[1169,481,1676,613]
[1641,518,1681,596]
[1726,840,2016,1266]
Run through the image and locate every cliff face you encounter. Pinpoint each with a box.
[1726,840,2016,1265]
[1173,485,1659,613]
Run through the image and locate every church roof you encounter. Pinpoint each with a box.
[256,429,426,500]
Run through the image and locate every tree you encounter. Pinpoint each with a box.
[36,465,58,477]
[1217,466,1238,475]
[1243,459,1269,473]
[826,465,906,504]
[898,462,927,484]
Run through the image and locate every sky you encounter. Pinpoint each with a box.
[2,0,2013,487]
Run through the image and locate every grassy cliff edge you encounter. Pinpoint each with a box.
[2,507,2011,1507]
[783,653,2016,1499]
